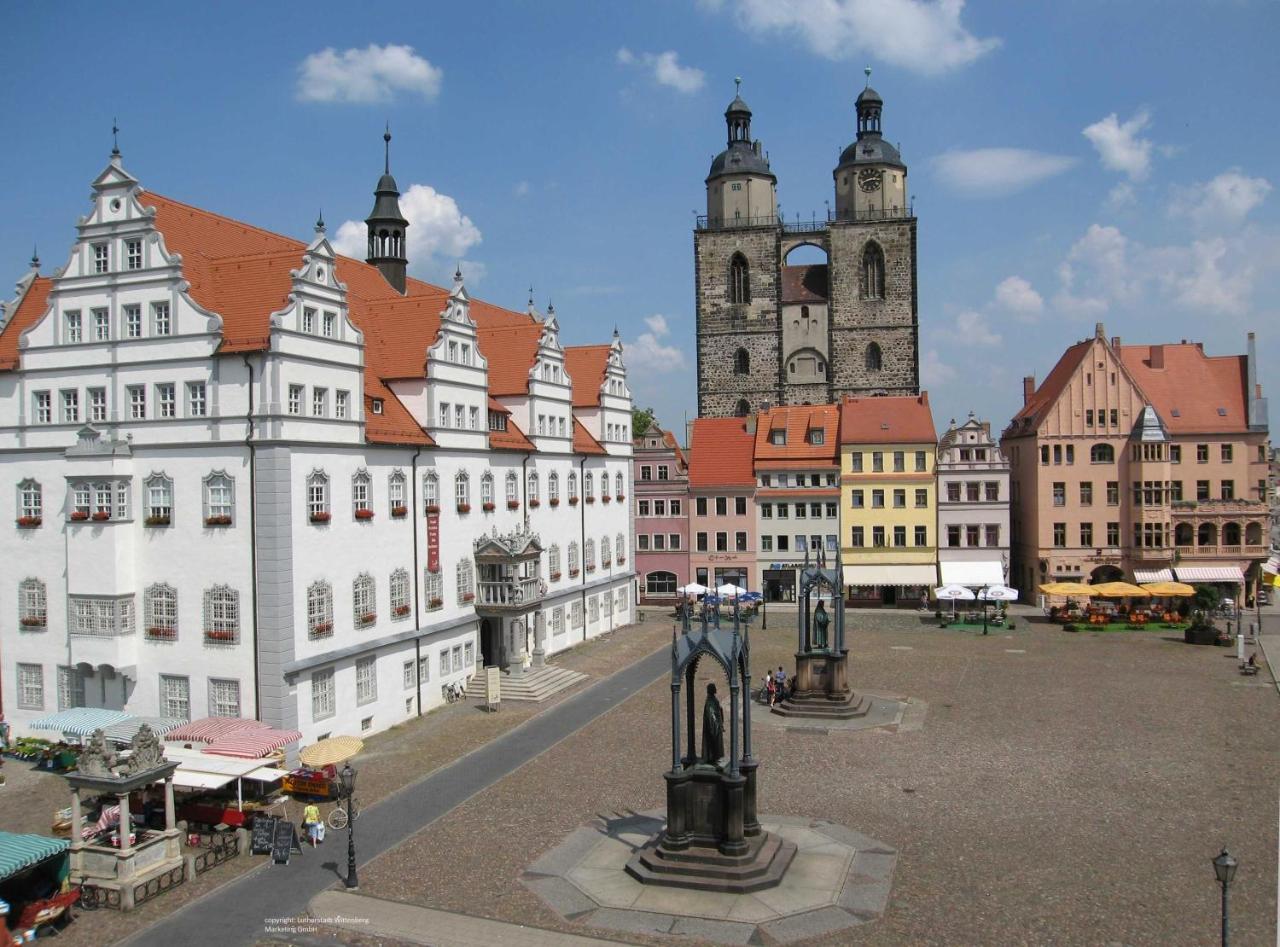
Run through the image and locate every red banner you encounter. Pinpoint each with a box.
[427,511,440,573]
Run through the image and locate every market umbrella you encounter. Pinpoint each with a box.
[977,585,1020,602]
[1090,582,1150,598]
[298,736,365,768]
[1140,581,1195,597]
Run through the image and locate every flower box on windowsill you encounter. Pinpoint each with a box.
[310,512,331,524]
[393,604,411,617]
[391,505,408,518]
[146,626,177,640]
[425,504,441,515]
[529,499,541,508]
[428,597,444,610]
[569,497,579,506]
[354,508,375,521]
[456,503,471,514]
[569,569,580,577]
[549,498,560,507]
[20,617,45,628]
[507,500,520,510]
[205,515,232,527]
[204,629,237,643]
[91,511,111,522]
[461,593,475,603]
[357,613,377,626]
[16,516,41,529]
[70,510,90,521]
[549,572,562,581]
[482,502,496,512]
[144,515,171,527]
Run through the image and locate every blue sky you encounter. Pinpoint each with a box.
[1,0,1277,437]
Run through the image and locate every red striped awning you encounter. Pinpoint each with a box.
[168,717,269,743]
[201,727,302,759]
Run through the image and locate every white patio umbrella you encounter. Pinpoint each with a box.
[678,582,709,596]
[977,585,1019,602]
[715,583,749,598]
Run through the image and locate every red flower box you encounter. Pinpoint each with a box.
[457,503,471,514]
[425,504,441,515]
[205,515,232,527]
[91,511,111,522]
[17,516,41,528]
[507,500,520,510]
[549,498,560,507]
[549,572,562,581]
[569,497,579,506]
[355,508,375,520]
[147,626,177,640]
[310,512,331,524]
[569,569,580,577]
[204,629,237,642]
[461,593,475,603]
[358,612,376,625]
[529,499,541,508]
[482,502,496,512]
[20,616,45,628]
[70,511,90,521]
[391,506,408,518]
[428,597,444,609]
[393,604,411,617]
[585,496,596,505]
[145,515,170,527]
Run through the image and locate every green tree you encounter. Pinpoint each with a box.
[632,406,657,438]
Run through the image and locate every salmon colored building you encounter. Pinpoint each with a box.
[688,417,757,590]
[1002,324,1270,603]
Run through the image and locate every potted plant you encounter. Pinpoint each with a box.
[549,497,560,507]
[507,499,520,510]
[16,516,41,528]
[569,496,579,506]
[91,511,111,522]
[391,505,408,518]
[393,604,411,617]
[355,508,375,521]
[482,501,496,512]
[205,515,232,526]
[428,596,444,609]
[310,511,331,524]
[20,616,45,628]
[70,510,90,521]
[529,498,541,508]
[145,514,170,527]
[457,503,471,514]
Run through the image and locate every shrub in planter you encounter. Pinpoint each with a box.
[456,503,471,514]
[482,502,496,512]
[569,497,579,506]
[70,511,90,521]
[507,500,520,510]
[425,504,442,515]
[145,515,171,527]
[310,512,331,524]
[391,505,408,518]
[355,508,375,521]
[17,516,41,528]
[91,511,111,522]
[549,498,560,507]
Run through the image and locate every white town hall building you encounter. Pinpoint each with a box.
[0,140,635,743]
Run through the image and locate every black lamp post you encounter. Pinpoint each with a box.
[1212,847,1237,947]
[340,763,358,889]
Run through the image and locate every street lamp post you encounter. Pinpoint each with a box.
[340,763,358,890]
[1212,847,1237,947]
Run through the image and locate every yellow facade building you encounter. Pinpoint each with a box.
[839,394,938,606]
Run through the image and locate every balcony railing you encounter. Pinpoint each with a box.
[477,578,541,608]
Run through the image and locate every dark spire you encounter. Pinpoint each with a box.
[365,126,409,294]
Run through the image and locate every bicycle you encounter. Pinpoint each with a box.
[326,797,361,831]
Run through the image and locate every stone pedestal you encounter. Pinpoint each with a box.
[772,650,871,720]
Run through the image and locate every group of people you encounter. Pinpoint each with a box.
[761,666,796,706]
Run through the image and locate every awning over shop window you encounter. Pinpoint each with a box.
[1133,569,1174,583]
[843,565,938,587]
[938,561,1004,587]
[1174,566,1245,583]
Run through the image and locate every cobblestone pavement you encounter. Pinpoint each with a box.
[349,605,1279,946]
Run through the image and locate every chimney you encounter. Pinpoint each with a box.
[1023,375,1036,406]
[1149,345,1164,369]
[1111,336,1121,349]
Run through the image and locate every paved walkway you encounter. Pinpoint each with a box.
[122,645,670,947]
[307,890,636,946]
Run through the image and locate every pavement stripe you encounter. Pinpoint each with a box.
[122,645,671,947]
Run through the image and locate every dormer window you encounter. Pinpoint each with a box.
[93,243,109,274]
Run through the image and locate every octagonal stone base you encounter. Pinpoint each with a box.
[521,810,897,945]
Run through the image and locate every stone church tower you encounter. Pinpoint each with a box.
[695,77,920,417]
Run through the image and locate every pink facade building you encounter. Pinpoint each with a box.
[633,423,690,603]
[688,417,756,590]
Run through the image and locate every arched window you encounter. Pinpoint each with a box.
[568,541,581,575]
[351,469,372,516]
[456,559,475,603]
[19,577,47,628]
[527,471,540,504]
[733,348,749,375]
[17,478,42,524]
[647,572,677,595]
[616,532,627,564]
[505,471,519,504]
[390,568,410,620]
[307,470,330,521]
[144,474,172,526]
[568,471,579,502]
[353,573,376,626]
[1090,444,1115,464]
[455,471,470,510]
[602,536,612,567]
[1223,522,1242,545]
[614,471,624,498]
[423,471,439,510]
[861,241,885,299]
[549,544,562,578]
[585,538,597,571]
[735,399,750,418]
[307,581,334,639]
[728,253,751,304]
[388,470,407,515]
[865,342,882,373]
[480,471,494,508]
[203,585,240,644]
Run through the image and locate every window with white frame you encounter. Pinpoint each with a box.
[128,385,146,419]
[302,307,316,333]
[93,243,109,273]
[160,675,189,720]
[571,600,583,628]
[89,388,107,422]
[388,470,406,514]
[352,469,371,515]
[505,472,518,504]
[585,539,596,571]
[455,471,470,510]
[568,541,580,575]
[33,391,51,424]
[18,479,42,523]
[145,584,177,638]
[353,573,376,626]
[64,311,82,343]
[390,568,410,619]
[312,668,335,720]
[157,383,176,418]
[145,475,172,524]
[57,666,85,711]
[549,472,559,504]
[125,304,142,337]
[601,536,612,567]
[126,239,143,271]
[548,545,561,578]
[17,664,43,710]
[568,471,578,501]
[335,390,349,419]
[313,387,328,417]
[19,578,46,628]
[528,472,540,504]
[424,570,443,609]
[186,382,207,417]
[423,472,439,509]
[203,473,234,525]
[288,385,303,415]
[439,649,450,677]
[456,558,474,602]
[208,678,241,718]
[61,389,79,423]
[203,586,239,643]
[93,308,109,341]
[480,472,493,507]
[307,471,329,521]
[356,656,377,705]
[152,302,171,335]
[308,581,334,638]
[71,596,135,637]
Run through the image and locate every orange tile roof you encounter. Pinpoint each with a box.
[753,404,839,463]
[573,418,606,456]
[780,264,828,304]
[839,393,937,445]
[1119,343,1251,434]
[688,417,756,487]
[0,275,51,370]
[1008,339,1092,431]
[564,345,611,407]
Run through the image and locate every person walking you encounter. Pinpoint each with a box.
[302,802,322,847]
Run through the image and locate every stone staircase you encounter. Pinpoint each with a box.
[464,664,587,703]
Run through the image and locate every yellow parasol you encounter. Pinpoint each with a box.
[298,735,364,768]
[1090,581,1150,598]
[1140,581,1195,597]
[1039,582,1094,596]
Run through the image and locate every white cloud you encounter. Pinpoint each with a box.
[297,44,442,104]
[920,348,957,386]
[644,313,672,336]
[1169,169,1272,229]
[931,148,1076,197]
[626,316,688,375]
[616,48,705,93]
[721,0,999,75]
[1082,110,1154,181]
[993,276,1043,317]
[333,183,481,281]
